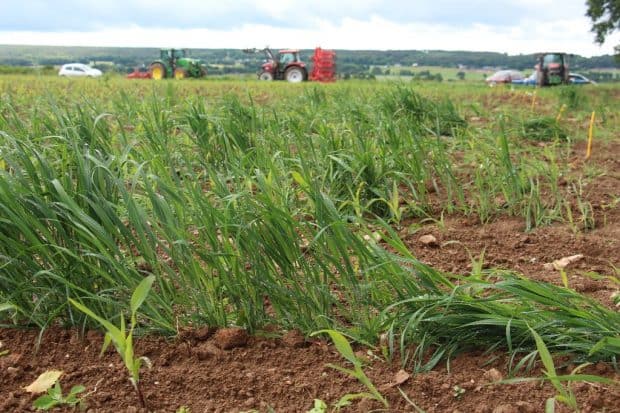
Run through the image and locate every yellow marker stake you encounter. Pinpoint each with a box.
[586,111,595,160]
[556,104,566,122]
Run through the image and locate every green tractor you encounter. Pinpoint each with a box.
[149,49,207,80]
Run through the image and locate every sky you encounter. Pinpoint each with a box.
[1,0,618,57]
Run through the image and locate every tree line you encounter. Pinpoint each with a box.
[0,45,617,77]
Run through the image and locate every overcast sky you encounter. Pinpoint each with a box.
[1,0,618,56]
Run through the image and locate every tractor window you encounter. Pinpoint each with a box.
[280,53,294,64]
[543,54,562,66]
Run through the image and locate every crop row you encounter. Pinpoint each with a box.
[0,78,618,370]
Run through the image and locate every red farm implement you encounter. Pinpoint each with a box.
[309,47,336,82]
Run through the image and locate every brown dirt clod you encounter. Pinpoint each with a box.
[212,327,249,350]
[281,329,307,348]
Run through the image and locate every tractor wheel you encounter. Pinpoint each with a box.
[174,68,188,80]
[285,67,305,83]
[259,71,274,81]
[150,63,166,80]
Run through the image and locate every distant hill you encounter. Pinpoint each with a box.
[0,44,617,76]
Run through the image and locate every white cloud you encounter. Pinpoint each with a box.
[1,16,617,57]
[0,0,618,56]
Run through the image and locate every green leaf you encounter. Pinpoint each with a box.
[69,385,86,395]
[100,332,112,357]
[335,392,376,408]
[291,171,308,188]
[69,299,124,348]
[0,303,16,312]
[548,374,617,385]
[120,313,126,340]
[130,275,155,314]
[51,382,62,397]
[589,336,620,356]
[529,326,557,378]
[307,399,328,413]
[529,326,573,403]
[325,363,359,379]
[545,398,555,413]
[124,332,135,376]
[589,338,607,356]
[313,330,358,365]
[33,395,58,410]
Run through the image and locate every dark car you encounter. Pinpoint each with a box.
[512,71,596,86]
[512,71,538,86]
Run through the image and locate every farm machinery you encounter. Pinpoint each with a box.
[126,66,151,79]
[535,52,569,87]
[149,49,207,80]
[243,47,336,83]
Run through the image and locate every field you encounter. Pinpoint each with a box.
[0,76,619,412]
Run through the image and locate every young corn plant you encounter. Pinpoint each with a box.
[526,327,617,413]
[311,329,388,410]
[307,399,328,413]
[69,275,155,409]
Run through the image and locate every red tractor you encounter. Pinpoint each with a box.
[244,48,308,83]
[535,52,570,87]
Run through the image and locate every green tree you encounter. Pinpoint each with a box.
[586,0,620,57]
[370,66,383,75]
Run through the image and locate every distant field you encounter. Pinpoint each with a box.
[376,65,488,81]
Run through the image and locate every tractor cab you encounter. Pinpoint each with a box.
[277,50,301,66]
[536,53,569,86]
[161,49,189,63]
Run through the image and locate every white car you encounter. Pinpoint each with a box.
[58,63,102,78]
[569,73,597,85]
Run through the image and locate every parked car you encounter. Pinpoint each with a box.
[58,63,102,78]
[486,70,524,86]
[512,71,597,86]
[512,71,538,86]
[569,73,596,85]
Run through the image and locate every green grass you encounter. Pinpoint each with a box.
[0,76,618,372]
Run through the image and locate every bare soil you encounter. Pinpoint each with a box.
[1,142,618,412]
[400,140,620,306]
[1,327,619,413]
